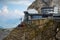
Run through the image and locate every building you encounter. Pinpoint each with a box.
[24,6,60,24]
[41,7,54,14]
[24,11,53,21]
[24,11,53,25]
[41,6,58,14]
[24,11,41,21]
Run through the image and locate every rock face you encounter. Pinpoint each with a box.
[3,0,60,40]
[3,20,60,40]
[28,0,53,13]
[28,0,60,40]
[52,0,60,6]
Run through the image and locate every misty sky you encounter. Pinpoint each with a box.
[0,0,35,29]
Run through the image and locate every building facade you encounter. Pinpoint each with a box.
[41,6,58,14]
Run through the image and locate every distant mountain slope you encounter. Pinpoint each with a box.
[0,28,11,40]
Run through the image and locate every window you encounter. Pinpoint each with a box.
[28,16,31,20]
[41,8,54,14]
[32,15,42,20]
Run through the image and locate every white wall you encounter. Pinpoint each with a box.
[27,9,38,14]
[54,6,58,14]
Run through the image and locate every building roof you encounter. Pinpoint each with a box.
[27,13,53,16]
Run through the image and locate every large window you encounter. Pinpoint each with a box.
[41,8,54,14]
[32,15,42,20]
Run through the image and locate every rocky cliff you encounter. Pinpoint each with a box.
[3,0,60,40]
[28,0,53,13]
